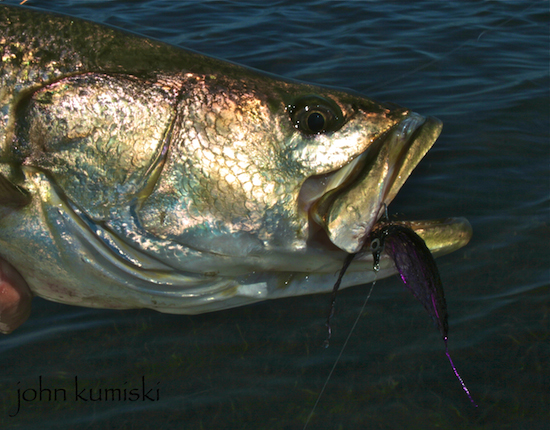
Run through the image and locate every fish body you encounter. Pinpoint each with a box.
[0,5,471,316]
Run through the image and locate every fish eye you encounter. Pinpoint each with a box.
[307,111,325,133]
[288,96,342,135]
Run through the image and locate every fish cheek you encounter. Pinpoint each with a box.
[14,73,178,219]
[137,82,311,252]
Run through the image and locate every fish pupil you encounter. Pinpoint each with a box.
[307,112,325,133]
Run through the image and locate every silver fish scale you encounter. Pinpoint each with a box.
[16,73,178,220]
[139,73,305,253]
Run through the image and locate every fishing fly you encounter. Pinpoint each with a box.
[370,222,477,407]
[305,219,477,428]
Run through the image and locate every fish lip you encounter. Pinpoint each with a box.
[307,112,443,253]
[405,217,473,257]
[355,217,473,261]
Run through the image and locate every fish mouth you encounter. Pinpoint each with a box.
[300,112,471,255]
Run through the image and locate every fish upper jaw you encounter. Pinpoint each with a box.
[303,112,443,253]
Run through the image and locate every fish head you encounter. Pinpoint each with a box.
[136,76,445,262]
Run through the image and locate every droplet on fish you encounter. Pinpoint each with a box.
[370,237,384,272]
[369,222,478,407]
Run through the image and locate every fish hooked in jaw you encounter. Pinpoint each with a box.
[0,4,473,329]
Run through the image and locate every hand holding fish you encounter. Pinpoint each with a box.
[0,257,32,334]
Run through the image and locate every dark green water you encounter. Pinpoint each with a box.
[0,1,548,429]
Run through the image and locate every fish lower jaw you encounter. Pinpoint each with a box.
[356,217,473,259]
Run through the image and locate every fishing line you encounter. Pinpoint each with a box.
[365,0,540,92]
[323,252,356,348]
[303,275,377,430]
